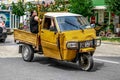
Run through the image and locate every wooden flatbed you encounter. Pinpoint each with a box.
[14,29,39,47]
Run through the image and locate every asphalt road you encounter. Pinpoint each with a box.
[0,35,120,80]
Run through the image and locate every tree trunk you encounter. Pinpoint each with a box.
[119,15,120,25]
[118,15,120,28]
[18,16,20,28]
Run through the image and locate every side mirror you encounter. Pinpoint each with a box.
[50,26,55,31]
[49,26,57,34]
[91,24,95,28]
[50,26,57,31]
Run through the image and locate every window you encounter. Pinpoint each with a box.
[56,16,91,32]
[43,18,51,30]
[43,17,57,31]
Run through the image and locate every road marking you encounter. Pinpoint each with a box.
[94,58,120,64]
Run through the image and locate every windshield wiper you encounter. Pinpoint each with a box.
[65,21,84,31]
[79,25,84,31]
[80,24,89,30]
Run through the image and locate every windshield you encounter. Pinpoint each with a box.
[56,16,91,32]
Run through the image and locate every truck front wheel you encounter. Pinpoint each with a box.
[78,54,94,71]
[22,44,34,62]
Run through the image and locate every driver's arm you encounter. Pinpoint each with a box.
[34,16,42,22]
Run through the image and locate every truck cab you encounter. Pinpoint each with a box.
[41,12,99,59]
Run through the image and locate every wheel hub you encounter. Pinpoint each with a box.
[23,47,29,58]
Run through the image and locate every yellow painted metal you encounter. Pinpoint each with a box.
[57,28,96,61]
[14,29,39,47]
[80,48,95,53]
[62,29,96,42]
[61,49,77,61]
[41,29,61,60]
[40,28,96,61]
[60,28,96,49]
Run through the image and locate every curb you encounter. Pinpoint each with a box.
[101,41,120,45]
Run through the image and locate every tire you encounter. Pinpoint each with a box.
[78,54,94,71]
[0,27,3,33]
[0,39,5,43]
[22,44,34,62]
[0,39,5,42]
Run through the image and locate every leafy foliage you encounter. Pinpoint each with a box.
[101,37,120,42]
[12,0,69,15]
[69,0,94,17]
[105,0,120,23]
[53,0,68,11]
[1,3,7,10]
[40,0,68,12]
[25,2,37,12]
[11,0,25,16]
[105,0,120,15]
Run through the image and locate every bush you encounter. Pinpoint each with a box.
[101,37,120,42]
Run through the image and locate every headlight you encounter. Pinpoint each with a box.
[66,42,78,49]
[94,39,101,46]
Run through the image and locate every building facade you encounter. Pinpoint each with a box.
[92,0,120,33]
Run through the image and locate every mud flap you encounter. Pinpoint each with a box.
[19,45,22,53]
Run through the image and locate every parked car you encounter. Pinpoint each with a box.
[0,20,7,42]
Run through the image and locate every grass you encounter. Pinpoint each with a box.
[101,37,120,42]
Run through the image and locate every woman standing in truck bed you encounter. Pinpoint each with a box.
[30,10,39,34]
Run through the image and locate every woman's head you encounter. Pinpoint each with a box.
[30,10,37,17]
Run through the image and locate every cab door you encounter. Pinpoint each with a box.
[40,17,62,60]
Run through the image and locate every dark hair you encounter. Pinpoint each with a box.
[30,10,34,17]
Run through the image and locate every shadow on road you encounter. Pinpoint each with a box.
[33,56,81,71]
[33,56,104,72]
[0,56,117,72]
[92,62,104,72]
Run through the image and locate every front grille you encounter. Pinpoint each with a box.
[79,40,94,48]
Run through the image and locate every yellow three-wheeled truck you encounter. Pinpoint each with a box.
[14,12,101,71]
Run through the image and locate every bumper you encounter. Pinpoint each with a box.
[66,39,101,50]
[79,48,95,53]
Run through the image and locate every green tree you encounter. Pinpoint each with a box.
[12,1,25,16]
[105,0,120,23]
[1,3,7,10]
[39,0,68,12]
[11,0,25,28]
[69,0,94,17]
[54,0,67,11]
[25,2,37,12]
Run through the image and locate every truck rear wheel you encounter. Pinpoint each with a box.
[78,54,94,71]
[22,44,34,62]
